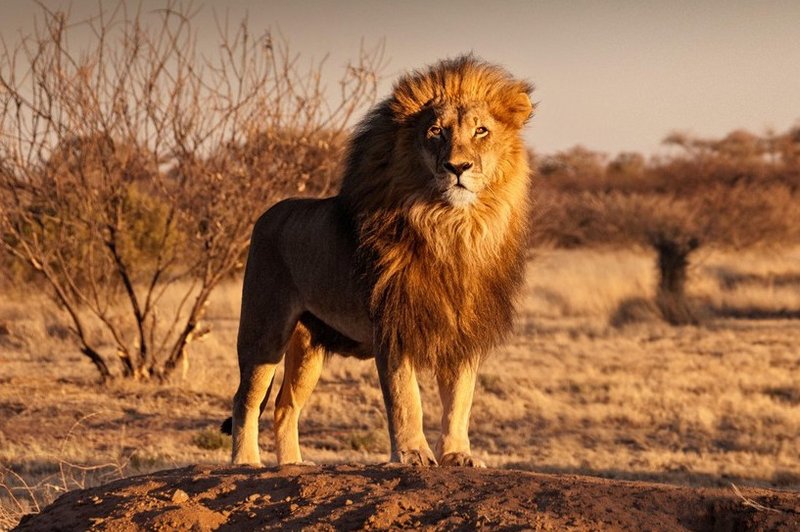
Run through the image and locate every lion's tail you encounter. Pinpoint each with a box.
[219,416,233,435]
[220,374,276,435]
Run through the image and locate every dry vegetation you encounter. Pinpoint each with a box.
[3,247,800,528]
[0,3,382,382]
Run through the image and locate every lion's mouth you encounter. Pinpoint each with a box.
[444,184,477,206]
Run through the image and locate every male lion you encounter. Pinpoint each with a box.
[224,55,533,467]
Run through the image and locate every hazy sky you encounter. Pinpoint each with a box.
[3,0,800,155]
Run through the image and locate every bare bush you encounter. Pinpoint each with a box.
[0,3,382,381]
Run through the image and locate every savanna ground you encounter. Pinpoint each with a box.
[2,247,800,529]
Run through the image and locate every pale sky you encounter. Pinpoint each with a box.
[2,0,800,155]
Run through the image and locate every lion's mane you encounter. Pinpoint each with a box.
[339,56,533,378]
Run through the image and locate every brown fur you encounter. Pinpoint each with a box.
[228,55,533,466]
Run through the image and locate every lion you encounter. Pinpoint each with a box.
[223,55,534,467]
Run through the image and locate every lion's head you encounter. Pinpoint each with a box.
[340,55,533,214]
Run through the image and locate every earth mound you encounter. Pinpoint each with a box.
[16,464,800,531]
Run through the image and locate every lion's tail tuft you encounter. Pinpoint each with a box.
[220,417,233,435]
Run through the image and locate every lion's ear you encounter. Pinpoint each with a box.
[506,91,533,129]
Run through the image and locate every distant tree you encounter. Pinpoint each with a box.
[605,152,647,191]
[0,4,382,381]
[534,129,800,324]
[539,145,607,191]
[607,187,796,323]
[777,125,800,170]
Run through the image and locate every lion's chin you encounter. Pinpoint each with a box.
[443,186,477,207]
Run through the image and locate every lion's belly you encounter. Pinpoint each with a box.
[299,307,373,360]
[304,303,372,347]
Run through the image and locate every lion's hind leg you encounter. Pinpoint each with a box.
[232,314,299,466]
[232,360,280,466]
[231,229,301,466]
[274,323,325,465]
[220,379,273,436]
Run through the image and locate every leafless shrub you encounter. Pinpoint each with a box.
[0,3,383,381]
[0,413,129,528]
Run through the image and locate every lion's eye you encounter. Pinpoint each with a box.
[428,125,442,137]
[475,126,489,138]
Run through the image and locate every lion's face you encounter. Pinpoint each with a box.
[416,101,519,207]
[340,56,533,214]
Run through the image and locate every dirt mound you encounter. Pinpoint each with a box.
[15,464,800,531]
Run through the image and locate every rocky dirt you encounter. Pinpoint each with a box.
[14,464,800,531]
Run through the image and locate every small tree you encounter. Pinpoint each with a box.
[533,136,800,324]
[583,193,712,324]
[0,3,383,381]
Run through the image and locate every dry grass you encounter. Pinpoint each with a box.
[2,247,800,527]
[694,247,800,318]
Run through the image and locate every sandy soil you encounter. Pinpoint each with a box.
[15,464,800,531]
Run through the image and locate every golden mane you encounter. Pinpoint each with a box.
[338,55,534,377]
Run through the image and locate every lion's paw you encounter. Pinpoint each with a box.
[396,448,438,467]
[439,452,486,468]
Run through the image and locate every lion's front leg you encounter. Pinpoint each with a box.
[375,350,437,466]
[435,362,486,468]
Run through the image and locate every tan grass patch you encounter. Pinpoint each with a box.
[2,249,800,526]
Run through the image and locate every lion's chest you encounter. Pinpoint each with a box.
[370,238,521,364]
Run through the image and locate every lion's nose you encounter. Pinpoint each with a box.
[443,161,473,176]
